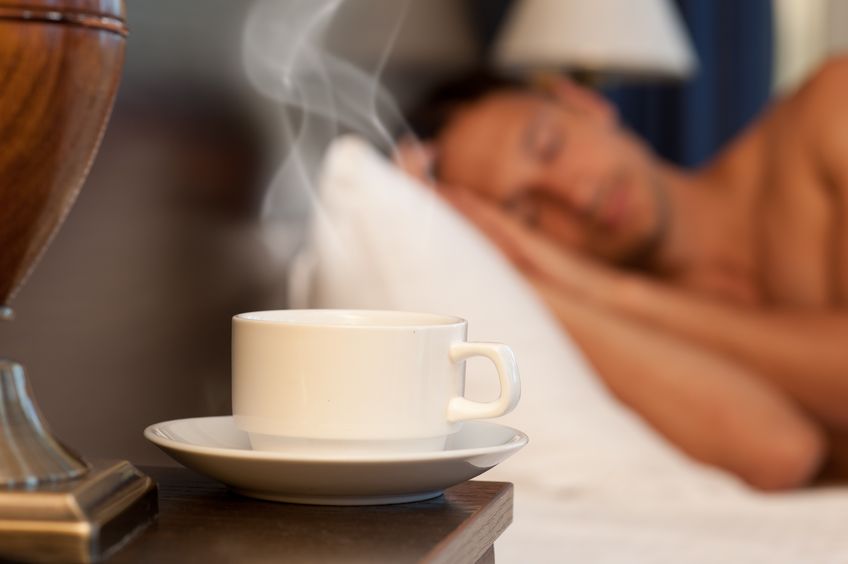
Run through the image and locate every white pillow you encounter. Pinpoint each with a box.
[288,136,738,497]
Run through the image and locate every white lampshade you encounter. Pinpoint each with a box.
[494,0,698,80]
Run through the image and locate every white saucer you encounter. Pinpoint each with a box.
[144,416,527,506]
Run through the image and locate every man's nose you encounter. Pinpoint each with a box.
[543,172,596,217]
[568,178,598,215]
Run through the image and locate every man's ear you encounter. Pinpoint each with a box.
[547,76,618,126]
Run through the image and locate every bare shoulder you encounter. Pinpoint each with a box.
[788,57,848,305]
[798,56,848,98]
[784,57,848,162]
[771,57,848,125]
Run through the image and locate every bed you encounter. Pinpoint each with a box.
[285,136,848,563]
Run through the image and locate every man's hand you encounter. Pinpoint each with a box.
[393,138,638,309]
[439,184,628,304]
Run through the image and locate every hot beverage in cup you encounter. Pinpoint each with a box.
[232,310,521,454]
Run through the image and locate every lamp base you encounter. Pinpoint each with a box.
[0,459,157,563]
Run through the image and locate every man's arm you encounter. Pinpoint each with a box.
[592,275,848,430]
[396,161,830,488]
[531,277,824,490]
[454,191,848,430]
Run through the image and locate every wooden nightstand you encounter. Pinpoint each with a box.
[107,467,513,563]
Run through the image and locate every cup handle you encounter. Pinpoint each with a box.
[447,342,521,422]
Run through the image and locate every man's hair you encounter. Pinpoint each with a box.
[405,70,525,141]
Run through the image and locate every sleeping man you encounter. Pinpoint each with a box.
[396,58,848,490]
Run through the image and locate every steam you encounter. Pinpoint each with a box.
[243,0,415,264]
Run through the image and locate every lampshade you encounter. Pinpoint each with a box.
[494,0,698,80]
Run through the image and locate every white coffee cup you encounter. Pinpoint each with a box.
[232,309,520,453]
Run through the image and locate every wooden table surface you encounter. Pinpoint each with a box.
[108,466,513,564]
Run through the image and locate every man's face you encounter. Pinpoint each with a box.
[436,87,665,264]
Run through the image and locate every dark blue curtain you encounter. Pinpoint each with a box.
[469,0,774,167]
[604,0,774,167]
